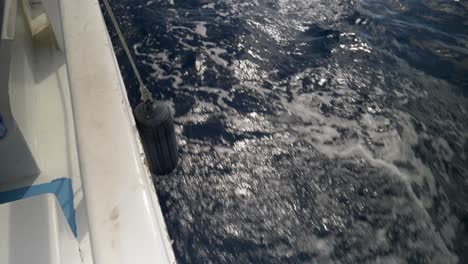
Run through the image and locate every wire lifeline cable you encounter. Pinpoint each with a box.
[101,0,153,102]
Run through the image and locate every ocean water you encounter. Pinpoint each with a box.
[101,0,468,263]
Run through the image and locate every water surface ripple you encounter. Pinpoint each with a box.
[102,0,468,263]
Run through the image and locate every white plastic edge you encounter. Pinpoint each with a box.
[58,0,176,263]
[1,0,17,40]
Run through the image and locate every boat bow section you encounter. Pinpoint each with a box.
[58,0,175,263]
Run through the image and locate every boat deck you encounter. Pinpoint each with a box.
[1,1,175,263]
[0,1,91,262]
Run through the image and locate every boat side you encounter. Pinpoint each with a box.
[58,0,176,263]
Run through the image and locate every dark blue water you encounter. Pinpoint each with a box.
[101,0,468,263]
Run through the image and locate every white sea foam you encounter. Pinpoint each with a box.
[125,1,464,260]
[194,22,207,38]
[202,3,215,9]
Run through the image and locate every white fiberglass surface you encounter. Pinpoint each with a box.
[7,2,77,186]
[2,4,92,263]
